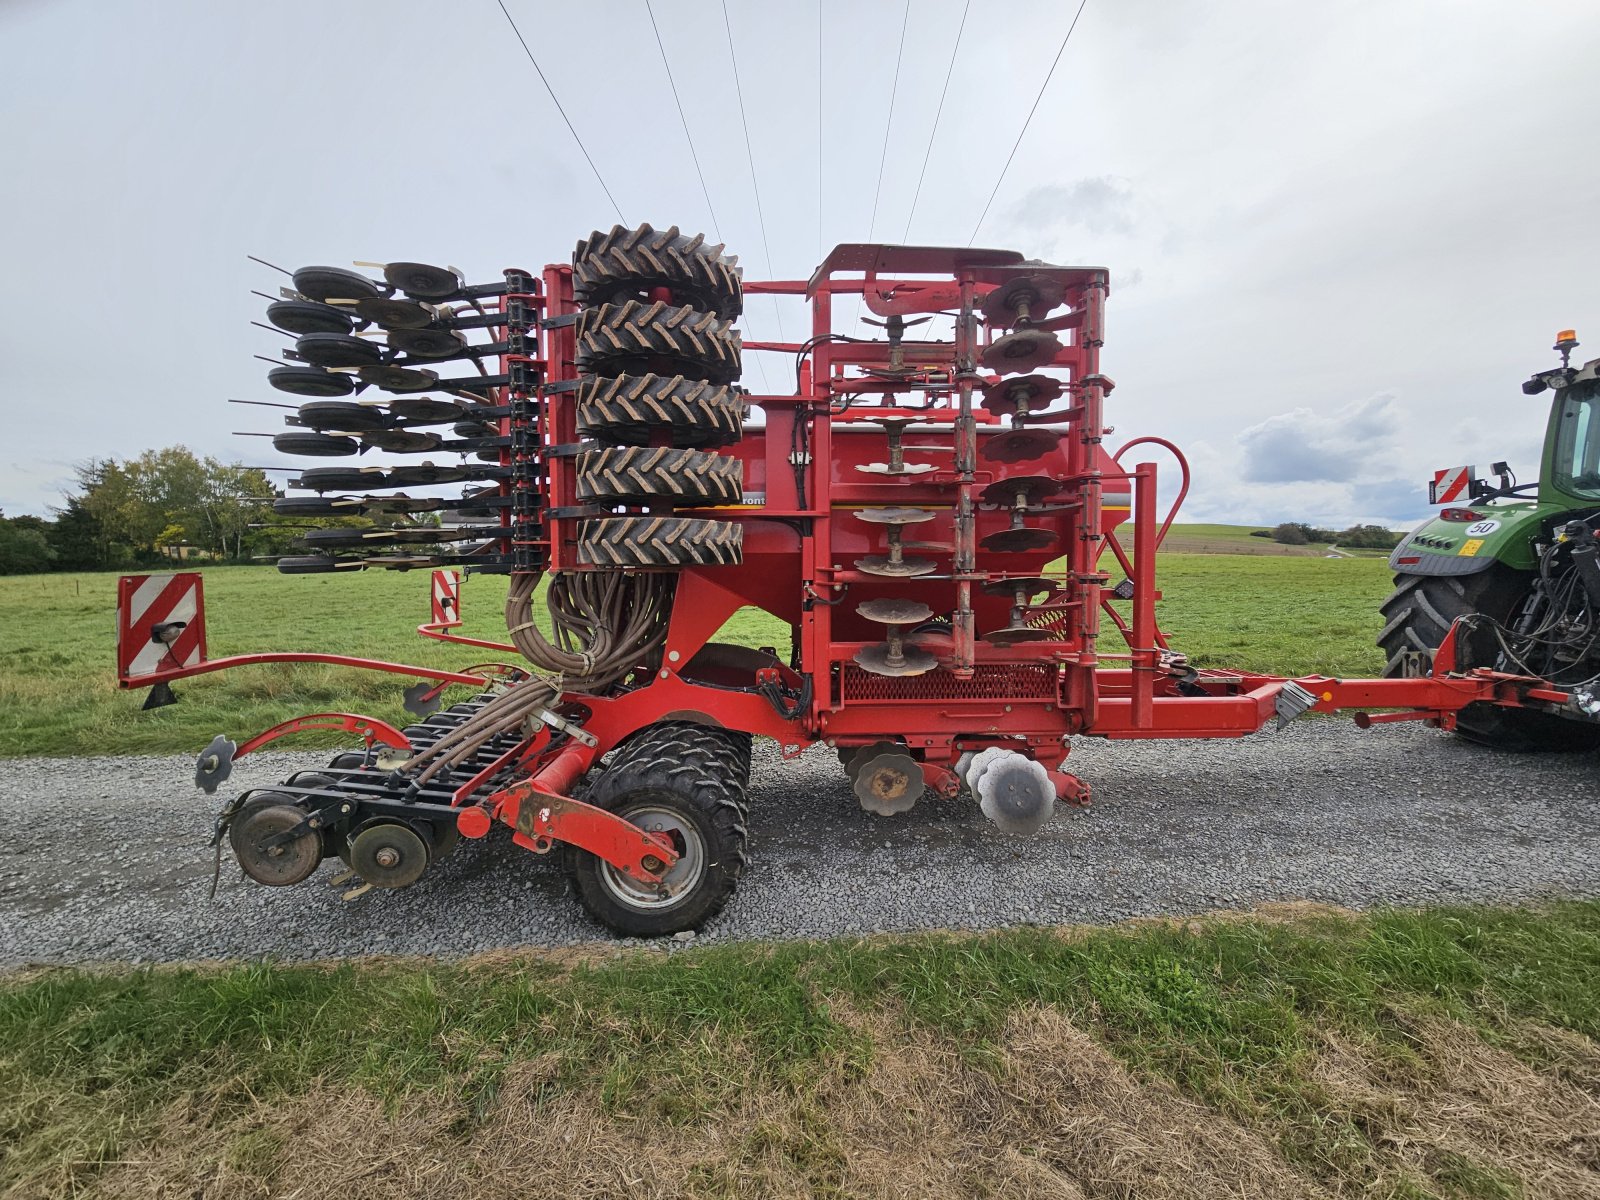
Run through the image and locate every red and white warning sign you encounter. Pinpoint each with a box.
[1429,465,1473,505]
[117,572,207,683]
[431,569,461,627]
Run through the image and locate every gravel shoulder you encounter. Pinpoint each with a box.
[2,721,1596,965]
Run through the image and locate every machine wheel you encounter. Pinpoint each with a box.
[576,373,744,448]
[577,515,743,567]
[575,300,741,384]
[576,446,742,506]
[229,795,322,886]
[1378,567,1600,751]
[569,722,751,936]
[573,223,743,319]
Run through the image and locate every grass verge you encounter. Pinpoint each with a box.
[4,901,1599,1198]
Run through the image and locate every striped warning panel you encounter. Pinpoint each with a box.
[116,572,206,682]
[1430,465,1473,504]
[431,569,461,627]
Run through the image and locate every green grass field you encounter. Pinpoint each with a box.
[5,901,1598,1197]
[0,548,1396,758]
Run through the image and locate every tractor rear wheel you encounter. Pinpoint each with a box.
[569,721,752,936]
[575,300,741,383]
[1378,567,1600,751]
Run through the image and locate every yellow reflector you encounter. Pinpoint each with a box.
[1321,691,1333,702]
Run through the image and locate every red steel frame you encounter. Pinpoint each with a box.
[116,245,1585,880]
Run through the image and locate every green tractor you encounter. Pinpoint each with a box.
[1381,329,1600,749]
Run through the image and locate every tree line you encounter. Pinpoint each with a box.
[1252,522,1402,549]
[0,447,311,575]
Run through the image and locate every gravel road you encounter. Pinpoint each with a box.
[2,721,1596,965]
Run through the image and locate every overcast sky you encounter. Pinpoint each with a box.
[2,0,1597,527]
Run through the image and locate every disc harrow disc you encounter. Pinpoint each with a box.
[854,507,937,526]
[383,261,462,301]
[360,364,438,393]
[273,495,357,516]
[982,623,1055,645]
[980,428,1061,464]
[857,598,934,626]
[854,555,936,577]
[980,328,1062,374]
[388,395,466,423]
[292,265,381,303]
[979,475,1062,507]
[854,641,938,677]
[856,462,938,476]
[980,527,1059,553]
[979,576,1058,598]
[229,799,322,885]
[980,373,1064,415]
[361,429,441,453]
[354,295,437,329]
[842,741,903,782]
[267,299,353,336]
[269,366,356,398]
[976,755,1055,835]
[851,750,924,816]
[979,275,1066,328]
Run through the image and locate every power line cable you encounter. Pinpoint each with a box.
[644,0,722,242]
[817,0,825,263]
[720,0,784,389]
[967,0,1089,246]
[902,0,970,242]
[866,1,911,244]
[494,0,625,224]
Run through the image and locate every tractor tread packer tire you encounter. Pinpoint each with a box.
[577,515,742,567]
[573,222,742,320]
[575,300,741,384]
[576,372,744,449]
[569,721,753,936]
[576,445,743,507]
[1377,565,1600,751]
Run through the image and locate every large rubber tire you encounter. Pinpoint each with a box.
[576,373,744,449]
[573,223,742,319]
[576,300,741,384]
[1378,567,1600,751]
[577,515,742,567]
[569,721,752,936]
[576,446,743,506]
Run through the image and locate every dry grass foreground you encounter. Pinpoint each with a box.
[6,902,1600,1198]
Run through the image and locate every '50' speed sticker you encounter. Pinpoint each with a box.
[1464,520,1500,536]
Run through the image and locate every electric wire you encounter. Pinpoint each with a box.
[902,0,970,242]
[967,0,1090,246]
[644,0,722,243]
[855,0,911,330]
[818,0,825,263]
[719,0,780,392]
[495,0,626,224]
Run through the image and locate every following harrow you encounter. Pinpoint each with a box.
[115,226,1594,935]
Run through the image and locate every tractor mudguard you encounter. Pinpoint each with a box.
[1389,499,1558,576]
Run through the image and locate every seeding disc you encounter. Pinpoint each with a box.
[269,366,356,398]
[980,373,1064,414]
[297,400,391,431]
[361,495,445,515]
[267,299,353,336]
[276,554,360,573]
[362,429,441,454]
[294,466,390,491]
[853,641,938,677]
[348,821,431,888]
[854,554,937,577]
[194,734,236,795]
[982,623,1054,645]
[387,395,466,423]
[273,431,359,457]
[388,327,467,359]
[360,364,439,393]
[304,528,390,548]
[295,332,383,369]
[384,261,462,301]
[978,475,1062,507]
[272,495,351,516]
[980,328,1062,374]
[855,461,939,476]
[292,265,381,303]
[230,800,322,886]
[453,420,498,440]
[354,295,437,329]
[857,598,934,626]
[854,506,937,526]
[387,463,481,486]
[979,576,1058,598]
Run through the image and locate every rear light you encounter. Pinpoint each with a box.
[1439,508,1484,522]
[1396,555,1422,564]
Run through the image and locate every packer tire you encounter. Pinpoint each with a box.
[569,721,752,936]
[576,372,744,448]
[577,515,742,568]
[575,300,741,384]
[576,445,742,507]
[573,222,742,319]
[1378,567,1600,751]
